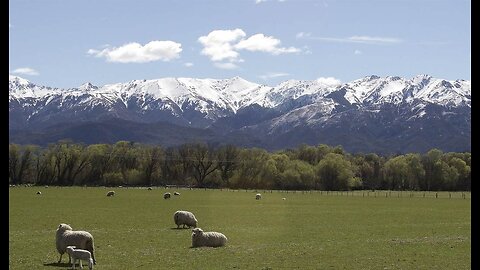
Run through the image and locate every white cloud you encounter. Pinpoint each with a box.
[255,0,287,3]
[315,77,341,86]
[296,32,311,39]
[354,49,362,55]
[349,36,402,44]
[235,34,300,55]
[199,29,300,69]
[214,62,239,70]
[87,40,182,63]
[198,29,246,62]
[302,46,313,55]
[12,67,39,76]
[184,62,194,67]
[300,34,402,45]
[259,72,290,80]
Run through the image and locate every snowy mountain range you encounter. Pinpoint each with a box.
[9,74,471,154]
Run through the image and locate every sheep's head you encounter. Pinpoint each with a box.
[192,228,203,237]
[57,223,73,232]
[65,246,76,255]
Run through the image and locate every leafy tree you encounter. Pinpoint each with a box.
[315,153,354,190]
[112,141,139,185]
[216,145,239,186]
[230,148,270,189]
[191,143,218,188]
[85,144,113,185]
[140,145,164,186]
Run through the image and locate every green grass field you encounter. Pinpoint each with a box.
[9,187,471,269]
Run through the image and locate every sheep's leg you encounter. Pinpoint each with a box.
[90,250,96,265]
[72,258,76,269]
[58,253,63,263]
[79,259,83,269]
[68,253,72,264]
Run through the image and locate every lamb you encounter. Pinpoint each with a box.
[174,192,180,196]
[148,187,153,190]
[174,210,197,229]
[56,223,96,265]
[106,191,115,197]
[164,192,171,199]
[36,191,42,195]
[191,228,227,248]
[255,193,261,200]
[66,246,94,270]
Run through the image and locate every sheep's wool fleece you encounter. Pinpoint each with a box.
[174,211,197,228]
[56,224,95,262]
[192,228,227,248]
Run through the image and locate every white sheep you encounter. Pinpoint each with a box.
[56,223,96,265]
[191,228,227,248]
[174,210,198,229]
[164,192,171,199]
[174,192,180,196]
[36,191,42,195]
[148,187,153,190]
[255,193,262,200]
[66,246,94,270]
[282,197,286,200]
[106,191,115,197]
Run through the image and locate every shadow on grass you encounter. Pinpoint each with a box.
[43,262,71,267]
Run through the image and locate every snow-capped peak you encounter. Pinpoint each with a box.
[9,74,470,113]
[78,82,98,91]
[9,75,31,86]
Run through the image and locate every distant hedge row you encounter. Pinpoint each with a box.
[9,141,470,191]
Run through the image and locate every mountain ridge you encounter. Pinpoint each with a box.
[9,74,471,154]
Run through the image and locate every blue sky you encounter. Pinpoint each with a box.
[9,0,470,88]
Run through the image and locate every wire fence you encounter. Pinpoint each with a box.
[10,184,471,199]
[198,188,471,199]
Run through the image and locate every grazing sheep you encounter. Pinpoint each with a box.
[255,193,262,200]
[174,210,198,229]
[174,192,180,196]
[36,191,42,195]
[148,187,153,190]
[164,192,171,199]
[106,191,115,197]
[66,246,94,270]
[191,228,227,248]
[282,197,286,200]
[56,223,96,265]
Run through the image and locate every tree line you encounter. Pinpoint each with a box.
[9,141,471,191]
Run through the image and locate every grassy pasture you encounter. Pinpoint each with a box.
[9,187,470,269]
